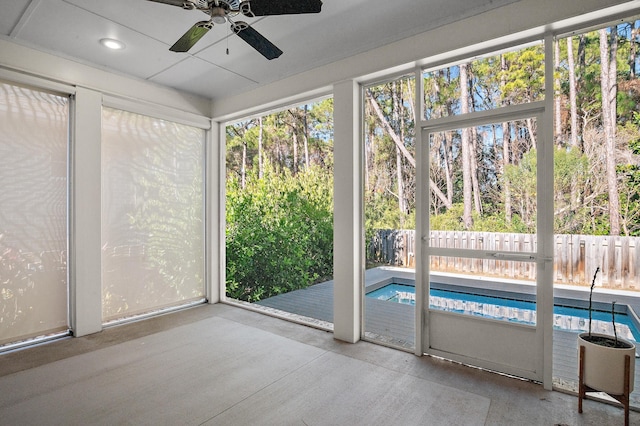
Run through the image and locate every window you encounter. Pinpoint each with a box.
[101,107,205,322]
[552,20,640,406]
[0,82,69,346]
[423,43,545,120]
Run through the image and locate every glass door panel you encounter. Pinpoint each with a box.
[422,114,544,381]
[428,118,538,303]
[430,256,536,323]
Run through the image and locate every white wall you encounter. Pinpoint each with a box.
[0,38,211,117]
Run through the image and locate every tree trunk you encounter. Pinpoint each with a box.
[630,23,638,79]
[554,39,562,144]
[502,121,512,224]
[303,105,310,168]
[241,140,247,189]
[392,81,406,218]
[578,34,587,72]
[258,116,264,179]
[470,127,483,214]
[444,134,454,205]
[526,117,537,150]
[567,36,580,149]
[367,90,415,167]
[396,146,405,220]
[365,126,372,191]
[400,81,409,217]
[501,55,512,224]
[600,27,621,235]
[577,33,588,138]
[460,63,473,229]
[432,75,454,205]
[366,89,452,209]
[292,127,298,175]
[567,35,581,210]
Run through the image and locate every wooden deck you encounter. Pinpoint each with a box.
[255,267,640,407]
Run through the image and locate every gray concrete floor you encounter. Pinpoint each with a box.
[0,303,637,425]
[257,267,640,405]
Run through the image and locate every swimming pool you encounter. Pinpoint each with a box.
[366,283,640,342]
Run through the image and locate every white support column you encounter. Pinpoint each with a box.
[206,120,223,304]
[540,34,556,390]
[415,67,425,356]
[70,87,103,337]
[333,80,362,343]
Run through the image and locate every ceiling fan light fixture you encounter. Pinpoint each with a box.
[211,7,226,24]
[100,38,126,50]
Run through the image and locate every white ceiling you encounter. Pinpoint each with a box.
[0,0,519,101]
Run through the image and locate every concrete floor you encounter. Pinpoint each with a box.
[0,303,637,425]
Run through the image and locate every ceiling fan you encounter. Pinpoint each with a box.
[147,0,323,60]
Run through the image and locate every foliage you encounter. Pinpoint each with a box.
[225,21,640,297]
[227,99,334,183]
[499,45,545,104]
[226,161,333,302]
[226,99,334,302]
[365,20,640,250]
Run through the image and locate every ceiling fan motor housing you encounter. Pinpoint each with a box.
[152,0,323,58]
[183,0,239,11]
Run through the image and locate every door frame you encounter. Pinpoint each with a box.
[415,98,554,386]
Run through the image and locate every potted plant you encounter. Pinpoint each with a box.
[578,267,636,425]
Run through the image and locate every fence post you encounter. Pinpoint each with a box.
[577,239,585,285]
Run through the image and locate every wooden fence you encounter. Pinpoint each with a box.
[368,230,640,290]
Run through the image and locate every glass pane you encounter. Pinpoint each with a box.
[423,43,544,120]
[429,256,536,324]
[225,99,334,327]
[551,20,640,407]
[0,83,69,345]
[429,119,537,252]
[101,107,205,322]
[364,75,416,349]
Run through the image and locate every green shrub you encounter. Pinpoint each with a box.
[226,163,333,302]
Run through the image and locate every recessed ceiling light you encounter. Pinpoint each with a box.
[100,38,126,50]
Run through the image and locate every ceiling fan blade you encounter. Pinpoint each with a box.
[240,0,322,17]
[231,21,283,60]
[146,0,196,9]
[170,21,212,52]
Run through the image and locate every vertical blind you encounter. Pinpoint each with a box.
[101,107,205,321]
[0,83,69,345]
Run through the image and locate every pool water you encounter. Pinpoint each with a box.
[366,283,640,342]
